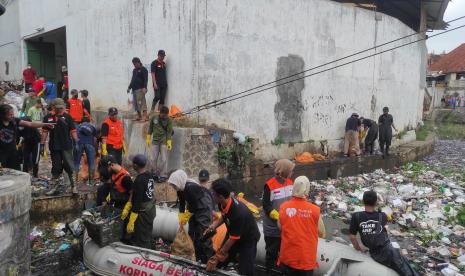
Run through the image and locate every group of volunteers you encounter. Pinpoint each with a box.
[94,155,417,276]
[0,53,420,276]
[344,107,398,158]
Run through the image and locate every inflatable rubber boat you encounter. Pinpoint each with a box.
[84,207,399,276]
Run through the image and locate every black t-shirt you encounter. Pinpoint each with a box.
[132,171,155,212]
[0,118,20,151]
[129,67,148,90]
[345,116,361,131]
[43,112,76,151]
[220,197,260,243]
[378,114,394,130]
[19,125,40,144]
[82,99,91,114]
[178,182,212,213]
[349,211,390,252]
[151,60,167,88]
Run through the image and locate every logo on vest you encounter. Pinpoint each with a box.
[286,208,297,218]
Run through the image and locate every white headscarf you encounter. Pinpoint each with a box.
[292,176,310,198]
[168,169,199,191]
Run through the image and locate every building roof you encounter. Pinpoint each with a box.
[429,44,465,74]
[332,0,449,31]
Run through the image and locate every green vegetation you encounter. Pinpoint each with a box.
[271,137,284,146]
[415,121,434,141]
[397,129,407,139]
[216,137,254,171]
[435,123,465,140]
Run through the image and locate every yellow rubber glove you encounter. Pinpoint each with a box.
[269,209,279,220]
[123,143,127,157]
[121,201,132,220]
[146,135,151,146]
[178,210,192,225]
[102,144,108,156]
[166,139,172,151]
[237,192,244,198]
[105,193,111,203]
[126,212,138,234]
[44,150,48,160]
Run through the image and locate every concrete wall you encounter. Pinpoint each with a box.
[0,0,426,151]
[0,0,21,81]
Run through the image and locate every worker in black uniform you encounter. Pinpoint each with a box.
[18,116,41,178]
[96,155,133,209]
[126,154,156,248]
[378,107,397,157]
[168,169,214,264]
[206,178,261,275]
[361,118,378,155]
[0,104,52,170]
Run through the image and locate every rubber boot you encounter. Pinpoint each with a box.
[69,173,78,194]
[46,176,60,196]
[89,172,95,186]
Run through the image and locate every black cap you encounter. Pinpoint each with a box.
[199,169,210,181]
[158,50,166,56]
[100,155,117,166]
[383,107,389,112]
[132,154,147,167]
[108,107,118,115]
[70,89,78,95]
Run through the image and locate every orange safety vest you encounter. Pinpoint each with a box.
[278,197,320,271]
[112,168,130,193]
[104,117,124,149]
[68,98,84,123]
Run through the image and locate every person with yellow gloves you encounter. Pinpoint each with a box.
[262,159,295,273]
[147,105,172,183]
[168,169,214,264]
[101,107,125,165]
[125,154,156,248]
[95,155,133,211]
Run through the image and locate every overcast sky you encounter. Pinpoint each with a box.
[426,0,465,54]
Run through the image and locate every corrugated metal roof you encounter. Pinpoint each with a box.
[428,43,465,73]
[331,0,450,31]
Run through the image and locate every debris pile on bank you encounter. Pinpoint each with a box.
[312,160,465,275]
[30,218,90,276]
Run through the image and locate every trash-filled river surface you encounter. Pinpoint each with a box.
[31,140,465,276]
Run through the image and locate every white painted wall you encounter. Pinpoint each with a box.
[0,0,426,150]
[0,0,21,81]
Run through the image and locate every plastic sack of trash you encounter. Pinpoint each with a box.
[237,192,261,219]
[171,227,196,261]
[295,152,315,164]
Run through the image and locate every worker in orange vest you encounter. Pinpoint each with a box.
[101,107,126,165]
[261,159,295,273]
[96,155,133,209]
[278,176,326,276]
[68,89,91,123]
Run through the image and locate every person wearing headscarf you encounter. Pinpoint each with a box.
[277,176,326,276]
[168,169,214,264]
[261,159,295,273]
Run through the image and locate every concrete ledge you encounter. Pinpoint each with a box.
[0,170,31,223]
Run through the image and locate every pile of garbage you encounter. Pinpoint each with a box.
[0,81,25,114]
[30,218,90,276]
[311,162,465,275]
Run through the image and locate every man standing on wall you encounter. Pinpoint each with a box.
[128,57,148,122]
[150,50,168,113]
[378,107,397,158]
[344,113,361,157]
[22,63,37,92]
[146,106,172,182]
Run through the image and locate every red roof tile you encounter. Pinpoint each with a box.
[428,43,465,73]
